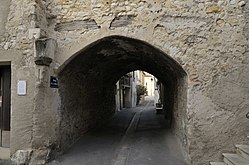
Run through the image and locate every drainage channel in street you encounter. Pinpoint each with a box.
[111,100,151,165]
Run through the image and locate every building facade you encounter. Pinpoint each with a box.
[115,71,137,111]
[0,1,248,164]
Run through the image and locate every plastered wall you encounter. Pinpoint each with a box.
[0,0,248,164]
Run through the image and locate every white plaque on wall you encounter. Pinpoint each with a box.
[17,80,27,96]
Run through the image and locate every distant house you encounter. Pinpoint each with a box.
[115,71,137,111]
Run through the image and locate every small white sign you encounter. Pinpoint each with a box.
[17,80,27,96]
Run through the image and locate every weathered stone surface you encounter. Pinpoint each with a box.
[0,0,248,164]
[110,16,134,28]
[238,1,246,7]
[34,38,56,66]
[206,6,222,13]
[29,149,51,165]
[11,149,50,165]
[159,15,211,30]
[11,149,33,165]
[34,57,53,66]
[0,0,10,40]
[55,20,100,31]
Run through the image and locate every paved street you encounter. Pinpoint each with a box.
[48,97,187,165]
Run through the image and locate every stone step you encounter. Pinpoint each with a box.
[210,162,227,165]
[236,145,249,161]
[223,153,249,165]
[0,147,10,159]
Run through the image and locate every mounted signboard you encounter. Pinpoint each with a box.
[50,76,58,88]
[17,80,26,96]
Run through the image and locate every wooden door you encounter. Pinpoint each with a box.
[0,66,11,147]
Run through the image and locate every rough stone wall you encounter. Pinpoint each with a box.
[244,0,249,66]
[46,0,248,164]
[183,1,249,163]
[29,1,61,161]
[0,0,36,155]
[172,76,188,151]
[0,0,10,41]
[59,62,116,151]
[0,1,60,162]
[0,0,248,164]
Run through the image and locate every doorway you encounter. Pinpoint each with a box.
[0,66,11,148]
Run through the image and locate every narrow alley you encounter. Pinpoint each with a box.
[48,97,187,165]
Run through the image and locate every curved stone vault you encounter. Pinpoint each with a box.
[58,35,187,152]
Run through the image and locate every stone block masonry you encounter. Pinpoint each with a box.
[0,0,248,164]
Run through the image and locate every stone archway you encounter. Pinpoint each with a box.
[57,35,188,153]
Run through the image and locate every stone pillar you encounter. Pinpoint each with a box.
[11,37,58,165]
[32,38,57,164]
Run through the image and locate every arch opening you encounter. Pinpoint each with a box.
[57,36,187,152]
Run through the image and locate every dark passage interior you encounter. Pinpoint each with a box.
[58,36,187,152]
[48,97,188,165]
